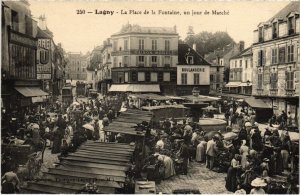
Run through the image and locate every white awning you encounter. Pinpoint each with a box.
[225,82,242,88]
[15,87,48,97]
[109,84,130,92]
[239,82,253,87]
[109,84,160,92]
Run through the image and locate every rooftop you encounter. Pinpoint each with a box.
[178,44,211,66]
[266,1,300,23]
[230,47,252,60]
[112,24,178,36]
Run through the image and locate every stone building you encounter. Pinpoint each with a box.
[109,24,179,95]
[252,1,300,118]
[99,38,113,95]
[227,47,253,95]
[176,44,211,95]
[65,52,88,81]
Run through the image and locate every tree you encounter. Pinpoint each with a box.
[184,31,235,56]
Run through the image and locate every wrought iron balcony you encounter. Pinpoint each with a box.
[286,89,295,96]
[256,88,264,95]
[269,88,278,96]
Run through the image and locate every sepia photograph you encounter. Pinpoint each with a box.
[1,0,299,194]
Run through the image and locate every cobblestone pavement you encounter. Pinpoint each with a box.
[156,161,231,194]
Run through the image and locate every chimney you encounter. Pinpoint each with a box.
[193,43,197,51]
[239,41,245,52]
[38,14,47,30]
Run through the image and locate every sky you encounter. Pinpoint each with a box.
[28,0,290,54]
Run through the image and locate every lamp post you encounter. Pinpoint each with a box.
[94,68,98,91]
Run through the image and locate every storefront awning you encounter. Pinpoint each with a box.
[225,82,242,88]
[239,82,253,87]
[109,84,160,93]
[15,87,48,97]
[244,97,271,109]
[109,84,130,92]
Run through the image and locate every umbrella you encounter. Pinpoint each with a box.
[223,132,238,141]
[245,122,252,127]
[82,123,94,131]
[72,102,80,106]
[202,105,218,111]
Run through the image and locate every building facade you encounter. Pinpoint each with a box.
[65,52,88,81]
[176,44,211,95]
[1,0,47,113]
[227,47,253,95]
[252,2,300,118]
[109,24,179,95]
[99,39,112,94]
[205,41,245,94]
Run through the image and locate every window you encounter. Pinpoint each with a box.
[113,57,117,67]
[113,41,117,51]
[152,40,157,50]
[286,71,294,90]
[151,72,158,82]
[138,72,145,81]
[82,68,85,72]
[279,47,286,63]
[139,39,144,50]
[124,72,128,82]
[235,61,237,68]
[240,60,242,67]
[210,75,214,82]
[11,10,18,31]
[165,40,170,51]
[124,56,128,67]
[287,45,294,62]
[272,22,278,39]
[119,62,122,67]
[194,73,200,85]
[163,72,170,82]
[245,60,248,68]
[257,50,266,66]
[151,56,157,67]
[258,74,263,89]
[25,15,32,36]
[107,54,111,60]
[271,48,278,64]
[258,26,263,42]
[181,73,187,84]
[187,56,194,64]
[270,73,278,89]
[138,56,144,66]
[164,56,171,67]
[288,16,295,35]
[124,40,128,50]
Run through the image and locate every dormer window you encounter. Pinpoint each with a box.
[272,22,278,39]
[187,56,194,64]
[258,26,264,42]
[288,16,295,35]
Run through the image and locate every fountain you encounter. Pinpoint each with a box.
[183,87,227,131]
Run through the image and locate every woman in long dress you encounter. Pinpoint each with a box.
[226,154,242,192]
[158,155,176,179]
[239,140,249,169]
[196,137,208,162]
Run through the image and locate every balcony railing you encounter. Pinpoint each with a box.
[272,33,277,39]
[137,63,145,67]
[288,29,295,35]
[269,88,278,96]
[164,64,171,68]
[152,64,157,67]
[259,37,264,42]
[286,89,295,96]
[256,88,264,95]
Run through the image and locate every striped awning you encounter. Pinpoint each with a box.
[15,87,48,97]
[109,84,160,93]
[225,82,242,88]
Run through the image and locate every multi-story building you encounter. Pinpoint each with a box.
[176,44,211,95]
[109,24,179,95]
[227,47,253,95]
[65,52,88,81]
[1,1,50,114]
[99,38,112,94]
[205,41,245,94]
[252,1,300,118]
[86,46,102,90]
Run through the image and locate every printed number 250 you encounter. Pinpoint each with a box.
[77,10,85,14]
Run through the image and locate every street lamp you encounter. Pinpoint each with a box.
[94,68,98,90]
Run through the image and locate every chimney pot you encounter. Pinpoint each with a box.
[192,43,197,51]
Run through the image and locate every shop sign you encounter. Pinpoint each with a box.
[37,74,52,80]
[10,31,36,47]
[131,50,176,55]
[32,96,45,103]
[182,67,205,72]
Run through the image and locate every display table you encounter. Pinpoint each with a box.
[135,181,156,194]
